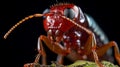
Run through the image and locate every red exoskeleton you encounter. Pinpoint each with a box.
[4,3,120,67]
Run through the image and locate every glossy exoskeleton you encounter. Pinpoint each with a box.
[4,3,120,67]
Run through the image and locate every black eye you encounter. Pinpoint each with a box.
[64,8,75,19]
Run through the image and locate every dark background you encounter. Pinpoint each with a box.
[0,0,119,67]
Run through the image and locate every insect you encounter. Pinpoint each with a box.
[4,3,120,67]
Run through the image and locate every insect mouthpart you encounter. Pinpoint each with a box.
[47,29,63,42]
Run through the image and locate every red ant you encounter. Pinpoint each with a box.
[4,3,120,67]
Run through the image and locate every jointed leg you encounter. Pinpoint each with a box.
[83,33,104,67]
[90,34,104,67]
[84,32,120,66]
[37,35,70,65]
[95,41,120,65]
[35,37,46,65]
[23,35,47,67]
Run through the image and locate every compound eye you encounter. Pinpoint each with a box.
[43,9,50,14]
[64,8,75,19]
[43,9,50,18]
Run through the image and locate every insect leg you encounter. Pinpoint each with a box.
[95,41,120,65]
[85,33,104,67]
[39,35,69,64]
[37,37,47,65]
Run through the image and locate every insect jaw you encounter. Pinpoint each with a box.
[47,28,64,43]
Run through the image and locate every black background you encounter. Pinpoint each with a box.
[0,0,119,67]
